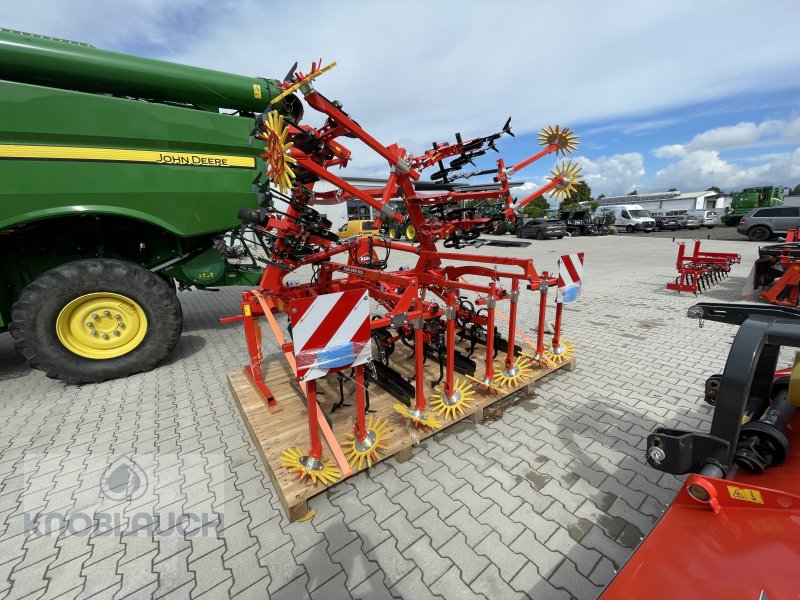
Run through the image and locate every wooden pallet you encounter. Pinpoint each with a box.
[227,341,576,522]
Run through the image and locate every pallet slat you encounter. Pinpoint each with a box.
[228,342,575,522]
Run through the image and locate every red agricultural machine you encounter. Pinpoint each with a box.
[603,303,800,598]
[751,228,800,307]
[228,61,584,484]
[666,240,741,295]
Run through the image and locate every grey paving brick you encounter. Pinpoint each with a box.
[329,488,371,525]
[347,509,391,553]
[474,532,526,582]
[349,569,395,600]
[404,534,453,586]
[470,564,527,600]
[430,564,487,600]
[379,510,424,552]
[296,539,343,593]
[550,557,604,600]
[390,567,440,600]
[391,486,431,521]
[365,537,414,587]
[283,518,327,557]
[224,544,270,597]
[269,572,310,600]
[546,526,602,577]
[439,532,490,585]
[331,539,379,591]
[589,556,617,588]
[475,503,525,546]
[316,513,359,555]
[477,480,523,516]
[509,528,563,579]
[261,544,303,595]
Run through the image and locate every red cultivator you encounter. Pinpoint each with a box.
[666,240,741,295]
[229,61,583,484]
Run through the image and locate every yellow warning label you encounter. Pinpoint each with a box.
[0,145,256,169]
[253,84,262,99]
[243,304,252,317]
[727,485,764,504]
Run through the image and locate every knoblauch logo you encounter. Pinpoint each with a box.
[100,455,148,502]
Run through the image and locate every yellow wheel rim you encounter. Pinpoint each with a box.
[56,292,148,359]
[406,224,416,239]
[388,228,398,239]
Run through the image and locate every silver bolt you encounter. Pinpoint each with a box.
[113,331,121,337]
[103,310,110,316]
[86,322,94,328]
[114,314,122,320]
[90,330,98,336]
[648,446,666,464]
[101,333,109,340]
[91,313,99,319]
[118,323,126,329]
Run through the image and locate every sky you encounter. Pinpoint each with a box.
[3,0,800,199]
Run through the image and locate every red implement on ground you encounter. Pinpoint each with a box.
[666,240,741,295]
[226,61,584,484]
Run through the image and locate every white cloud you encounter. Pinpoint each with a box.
[575,153,645,196]
[4,0,800,145]
[684,117,798,151]
[649,147,800,192]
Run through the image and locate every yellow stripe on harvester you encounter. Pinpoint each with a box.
[0,144,256,169]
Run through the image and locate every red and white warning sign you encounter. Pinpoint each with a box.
[289,289,372,381]
[556,252,584,303]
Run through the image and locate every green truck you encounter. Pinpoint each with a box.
[0,29,301,383]
[722,186,785,226]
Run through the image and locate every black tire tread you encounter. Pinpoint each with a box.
[9,259,183,384]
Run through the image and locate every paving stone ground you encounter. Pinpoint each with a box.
[0,233,762,599]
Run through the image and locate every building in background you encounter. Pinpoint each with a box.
[598,190,731,214]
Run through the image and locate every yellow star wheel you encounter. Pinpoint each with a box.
[538,124,579,155]
[430,378,476,420]
[258,110,298,195]
[393,402,442,429]
[549,159,583,201]
[279,448,341,485]
[464,374,505,395]
[493,358,533,388]
[521,350,556,369]
[543,339,576,365]
[344,415,392,471]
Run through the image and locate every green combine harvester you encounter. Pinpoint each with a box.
[722,186,785,226]
[0,29,301,383]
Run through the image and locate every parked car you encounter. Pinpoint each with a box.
[675,215,701,229]
[515,218,566,240]
[653,215,681,232]
[686,209,720,229]
[737,206,800,241]
[338,219,379,238]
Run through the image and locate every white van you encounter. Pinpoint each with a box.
[686,209,719,229]
[595,204,656,233]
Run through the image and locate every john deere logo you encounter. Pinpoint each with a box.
[101,455,148,502]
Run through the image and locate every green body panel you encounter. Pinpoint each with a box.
[0,29,297,332]
[0,28,294,116]
[165,248,227,286]
[0,80,263,236]
[723,186,785,225]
